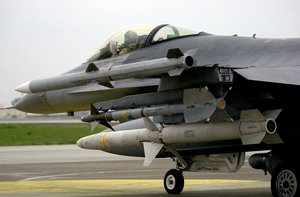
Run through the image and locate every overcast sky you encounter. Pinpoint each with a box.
[1,0,300,106]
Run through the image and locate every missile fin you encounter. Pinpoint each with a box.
[184,48,198,56]
[241,132,266,145]
[143,117,159,131]
[263,109,282,119]
[263,133,284,144]
[183,88,215,104]
[91,121,98,132]
[240,109,265,121]
[210,109,232,123]
[85,63,99,72]
[183,88,217,123]
[90,103,115,131]
[90,103,99,115]
[166,48,184,58]
[98,81,114,88]
[164,145,188,168]
[167,68,185,76]
[99,119,115,131]
[143,142,164,167]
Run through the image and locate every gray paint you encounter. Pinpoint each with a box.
[14,24,300,117]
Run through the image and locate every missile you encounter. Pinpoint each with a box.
[81,99,225,125]
[15,48,194,93]
[77,109,282,167]
[82,88,225,130]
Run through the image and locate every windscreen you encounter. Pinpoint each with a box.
[88,24,158,62]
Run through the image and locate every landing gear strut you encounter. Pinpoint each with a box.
[164,169,184,194]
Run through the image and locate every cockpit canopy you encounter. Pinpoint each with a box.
[88,24,198,62]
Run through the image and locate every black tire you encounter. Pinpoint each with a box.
[164,169,184,194]
[271,164,299,197]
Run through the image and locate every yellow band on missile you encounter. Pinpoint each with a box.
[121,110,128,121]
[101,133,108,150]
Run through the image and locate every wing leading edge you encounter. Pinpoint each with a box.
[234,65,300,86]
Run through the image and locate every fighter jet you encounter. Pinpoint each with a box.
[15,24,300,197]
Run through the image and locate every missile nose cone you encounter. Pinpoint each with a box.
[76,138,83,148]
[76,133,102,150]
[15,81,31,93]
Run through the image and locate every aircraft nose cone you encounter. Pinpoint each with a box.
[14,93,53,113]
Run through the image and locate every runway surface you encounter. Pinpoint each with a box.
[0,145,272,196]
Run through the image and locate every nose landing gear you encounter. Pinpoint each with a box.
[164,169,184,194]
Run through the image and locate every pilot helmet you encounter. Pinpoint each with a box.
[124,30,138,45]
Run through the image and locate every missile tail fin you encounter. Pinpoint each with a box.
[85,63,99,72]
[99,119,115,131]
[263,109,282,120]
[166,48,184,59]
[239,109,282,145]
[91,121,98,132]
[241,133,266,145]
[143,117,159,131]
[167,68,185,76]
[90,103,99,115]
[240,109,265,121]
[143,142,164,167]
[98,81,114,88]
[90,103,115,131]
[263,133,284,144]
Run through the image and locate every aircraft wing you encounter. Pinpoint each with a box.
[234,65,300,86]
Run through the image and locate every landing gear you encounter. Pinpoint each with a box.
[271,164,299,197]
[164,169,184,194]
[249,148,299,197]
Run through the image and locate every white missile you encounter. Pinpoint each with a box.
[77,109,282,167]
[15,49,194,93]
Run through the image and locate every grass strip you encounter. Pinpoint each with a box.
[0,124,104,146]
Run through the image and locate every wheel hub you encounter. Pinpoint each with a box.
[277,169,297,197]
[283,180,289,189]
[166,175,176,190]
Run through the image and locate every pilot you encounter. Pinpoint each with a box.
[119,30,138,55]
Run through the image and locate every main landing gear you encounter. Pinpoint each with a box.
[249,148,299,197]
[271,164,298,197]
